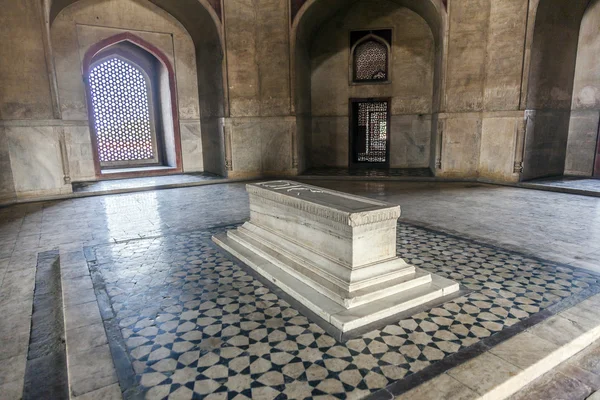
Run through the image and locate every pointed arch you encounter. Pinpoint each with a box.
[290,0,446,172]
[350,34,391,83]
[50,0,228,176]
[82,33,182,177]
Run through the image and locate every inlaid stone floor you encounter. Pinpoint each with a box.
[87,221,600,400]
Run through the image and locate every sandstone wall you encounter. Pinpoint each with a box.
[1,0,600,202]
[308,1,434,169]
[223,0,296,177]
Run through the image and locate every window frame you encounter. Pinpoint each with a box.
[88,53,162,169]
[348,97,391,169]
[82,33,184,180]
[349,31,393,86]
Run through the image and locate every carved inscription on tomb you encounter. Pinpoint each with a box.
[259,181,323,195]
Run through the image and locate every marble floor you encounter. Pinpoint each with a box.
[510,340,600,400]
[72,172,222,195]
[301,168,433,178]
[2,180,600,399]
[90,222,598,399]
[524,176,600,195]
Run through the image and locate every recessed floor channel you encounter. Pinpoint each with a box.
[23,250,69,400]
[85,222,600,399]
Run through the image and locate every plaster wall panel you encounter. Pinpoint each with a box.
[478,117,518,180]
[311,44,350,117]
[5,126,71,197]
[448,0,490,32]
[445,30,486,112]
[311,117,349,168]
[565,111,600,176]
[0,0,54,119]
[294,36,312,172]
[224,0,260,116]
[444,0,489,112]
[64,125,96,181]
[180,120,205,172]
[439,117,481,176]
[389,115,431,168]
[389,38,435,115]
[483,0,528,111]
[0,128,16,203]
[200,117,226,177]
[526,0,586,111]
[228,117,294,176]
[522,110,570,180]
[224,0,291,117]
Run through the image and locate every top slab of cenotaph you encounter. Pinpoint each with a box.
[213,181,459,333]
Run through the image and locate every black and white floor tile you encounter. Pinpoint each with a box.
[87,223,599,399]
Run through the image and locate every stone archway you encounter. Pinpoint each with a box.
[522,0,597,180]
[49,0,228,177]
[290,0,446,173]
[82,33,183,177]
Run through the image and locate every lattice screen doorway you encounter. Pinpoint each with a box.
[89,57,162,169]
[350,99,390,167]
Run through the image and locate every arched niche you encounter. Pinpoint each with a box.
[291,0,446,172]
[82,33,182,177]
[351,34,392,83]
[523,0,598,180]
[50,0,228,177]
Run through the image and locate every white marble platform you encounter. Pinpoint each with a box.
[213,181,459,332]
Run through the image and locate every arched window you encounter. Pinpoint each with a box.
[353,37,389,83]
[83,33,183,178]
[89,57,159,166]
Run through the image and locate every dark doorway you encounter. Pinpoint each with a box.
[350,99,390,168]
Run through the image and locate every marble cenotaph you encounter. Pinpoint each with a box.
[213,181,459,333]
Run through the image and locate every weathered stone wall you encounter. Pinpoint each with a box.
[437,0,527,182]
[2,0,600,202]
[223,0,296,177]
[0,1,54,120]
[308,0,435,168]
[566,0,600,176]
[0,0,71,200]
[522,0,590,180]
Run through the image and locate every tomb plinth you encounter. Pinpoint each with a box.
[213,181,459,333]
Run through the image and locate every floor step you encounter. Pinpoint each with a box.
[213,232,458,334]
[229,227,430,308]
[395,294,600,400]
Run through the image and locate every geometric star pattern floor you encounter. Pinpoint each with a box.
[87,222,600,399]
